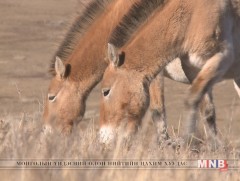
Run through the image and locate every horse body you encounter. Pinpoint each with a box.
[100,0,240,142]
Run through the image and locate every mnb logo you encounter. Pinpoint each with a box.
[197,160,228,171]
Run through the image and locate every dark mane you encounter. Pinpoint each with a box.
[109,0,167,48]
[50,0,113,74]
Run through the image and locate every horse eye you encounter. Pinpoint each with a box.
[48,94,56,102]
[102,88,110,97]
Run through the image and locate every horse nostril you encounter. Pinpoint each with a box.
[102,88,110,97]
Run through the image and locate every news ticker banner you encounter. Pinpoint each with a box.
[0,159,238,171]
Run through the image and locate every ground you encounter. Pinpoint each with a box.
[0,0,240,180]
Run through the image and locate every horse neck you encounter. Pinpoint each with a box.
[122,0,185,79]
[66,0,139,91]
[122,0,220,82]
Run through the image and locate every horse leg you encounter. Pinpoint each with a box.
[181,56,217,136]
[233,78,240,98]
[200,90,223,150]
[200,90,217,135]
[149,71,169,143]
[185,46,234,145]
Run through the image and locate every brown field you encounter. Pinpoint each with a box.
[0,0,240,180]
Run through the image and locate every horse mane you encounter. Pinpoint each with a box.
[50,0,113,75]
[109,0,167,48]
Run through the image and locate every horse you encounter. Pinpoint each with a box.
[99,0,240,144]
[42,0,173,136]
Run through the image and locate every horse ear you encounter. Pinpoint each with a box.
[55,56,66,78]
[108,43,120,67]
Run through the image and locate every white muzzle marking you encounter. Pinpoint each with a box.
[99,126,115,144]
[42,124,53,135]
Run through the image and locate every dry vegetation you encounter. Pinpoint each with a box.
[0,109,240,181]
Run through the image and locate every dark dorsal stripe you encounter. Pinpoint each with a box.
[109,0,166,48]
[50,0,113,74]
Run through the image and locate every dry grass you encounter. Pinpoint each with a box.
[0,110,240,181]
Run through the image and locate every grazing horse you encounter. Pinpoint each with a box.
[99,0,240,143]
[42,0,173,135]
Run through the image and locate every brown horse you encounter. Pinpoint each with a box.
[43,0,217,144]
[99,57,218,144]
[42,0,172,135]
[99,0,240,143]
